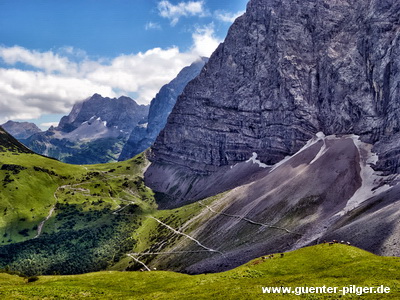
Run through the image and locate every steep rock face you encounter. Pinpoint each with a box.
[148,0,400,183]
[24,94,149,164]
[119,58,208,161]
[1,121,42,140]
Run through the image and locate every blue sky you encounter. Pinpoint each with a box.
[0,0,248,129]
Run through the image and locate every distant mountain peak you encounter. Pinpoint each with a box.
[1,120,42,140]
[22,93,149,164]
[57,93,148,134]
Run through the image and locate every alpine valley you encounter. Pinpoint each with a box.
[0,0,400,299]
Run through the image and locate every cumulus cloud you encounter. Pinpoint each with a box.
[0,26,221,123]
[191,24,220,57]
[158,0,207,26]
[215,10,245,23]
[0,46,75,74]
[0,68,116,122]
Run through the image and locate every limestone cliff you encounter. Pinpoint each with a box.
[148,0,400,180]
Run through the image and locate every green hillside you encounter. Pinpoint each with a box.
[0,244,399,299]
[0,126,158,275]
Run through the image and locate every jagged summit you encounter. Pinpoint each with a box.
[57,93,148,135]
[23,93,149,164]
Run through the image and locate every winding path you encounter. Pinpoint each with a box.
[34,205,55,239]
[127,254,151,271]
[149,216,224,255]
[200,202,303,236]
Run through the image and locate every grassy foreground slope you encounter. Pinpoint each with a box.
[0,244,399,299]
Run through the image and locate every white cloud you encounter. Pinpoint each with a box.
[0,46,75,74]
[158,0,207,26]
[191,24,220,57]
[145,22,161,30]
[0,68,116,122]
[40,122,59,129]
[215,10,245,23]
[0,26,221,123]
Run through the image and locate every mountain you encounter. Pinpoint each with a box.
[119,57,208,161]
[141,0,400,271]
[23,94,149,164]
[1,125,399,278]
[147,0,400,200]
[1,121,42,140]
[57,93,148,136]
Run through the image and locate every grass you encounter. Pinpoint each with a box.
[0,244,398,299]
[0,148,159,276]
[0,151,153,243]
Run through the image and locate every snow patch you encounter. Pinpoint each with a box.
[103,121,107,127]
[246,152,268,168]
[270,131,328,172]
[309,139,328,165]
[338,135,392,215]
[139,123,148,128]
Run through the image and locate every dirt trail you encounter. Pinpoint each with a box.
[34,205,55,238]
[200,202,303,236]
[127,254,151,271]
[149,216,224,256]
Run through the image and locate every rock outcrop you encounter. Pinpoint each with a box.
[147,0,400,198]
[119,58,208,161]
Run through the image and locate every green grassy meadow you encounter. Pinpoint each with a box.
[0,244,399,299]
